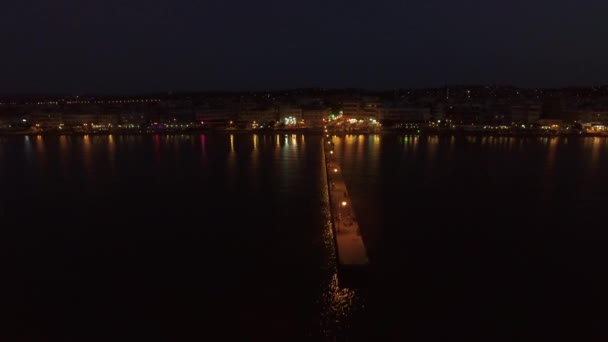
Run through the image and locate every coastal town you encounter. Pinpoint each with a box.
[1,86,608,135]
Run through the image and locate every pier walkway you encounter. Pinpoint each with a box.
[323,137,369,274]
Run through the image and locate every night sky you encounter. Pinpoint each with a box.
[2,0,608,94]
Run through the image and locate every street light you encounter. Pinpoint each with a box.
[333,168,338,173]
[341,201,347,207]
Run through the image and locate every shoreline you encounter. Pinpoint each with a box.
[1,128,608,138]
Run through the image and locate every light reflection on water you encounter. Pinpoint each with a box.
[250,134,260,189]
[590,136,601,168]
[24,135,33,163]
[226,134,237,190]
[108,135,116,174]
[5,134,608,338]
[199,134,206,161]
[82,135,92,172]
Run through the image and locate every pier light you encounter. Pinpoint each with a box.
[341,201,347,207]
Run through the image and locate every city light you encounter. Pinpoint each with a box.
[341,201,347,207]
[284,116,296,125]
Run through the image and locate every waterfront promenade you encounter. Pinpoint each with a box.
[323,136,370,277]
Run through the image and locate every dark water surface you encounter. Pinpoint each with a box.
[1,133,607,340]
[334,134,608,341]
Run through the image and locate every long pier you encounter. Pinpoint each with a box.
[323,135,369,284]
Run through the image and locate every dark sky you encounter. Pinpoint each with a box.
[2,0,608,94]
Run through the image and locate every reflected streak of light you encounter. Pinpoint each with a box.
[251,135,259,185]
[59,135,68,161]
[200,134,206,158]
[276,134,280,147]
[540,137,559,200]
[107,134,116,173]
[590,137,601,168]
[344,135,355,165]
[226,135,237,190]
[83,135,92,170]
[546,137,558,169]
[108,134,115,156]
[370,134,380,173]
[36,135,44,155]
[153,134,161,164]
[427,135,438,161]
[24,135,33,162]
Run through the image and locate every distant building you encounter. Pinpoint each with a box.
[119,111,148,126]
[359,101,381,120]
[155,99,195,123]
[301,106,329,127]
[0,117,10,129]
[29,111,63,129]
[448,103,485,124]
[278,106,303,125]
[63,113,118,127]
[341,100,381,120]
[573,110,608,123]
[541,98,565,120]
[510,103,541,123]
[238,107,278,126]
[341,101,359,118]
[380,105,431,124]
[195,108,235,127]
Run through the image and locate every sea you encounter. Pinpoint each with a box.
[1,133,607,340]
